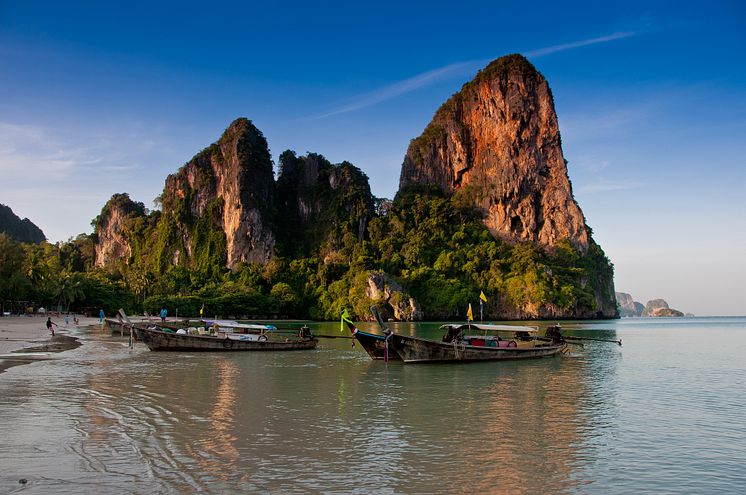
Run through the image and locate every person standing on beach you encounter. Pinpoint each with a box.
[99,309,104,323]
[160,308,167,322]
[46,317,57,337]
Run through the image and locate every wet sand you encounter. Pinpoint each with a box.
[0,315,99,373]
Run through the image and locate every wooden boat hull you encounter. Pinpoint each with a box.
[353,330,400,360]
[135,326,318,352]
[391,334,563,363]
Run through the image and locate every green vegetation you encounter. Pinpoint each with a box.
[0,146,614,321]
[468,53,538,88]
[0,203,46,243]
[0,232,135,315]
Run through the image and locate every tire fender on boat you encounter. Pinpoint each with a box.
[508,340,517,348]
[258,334,268,342]
[223,338,234,349]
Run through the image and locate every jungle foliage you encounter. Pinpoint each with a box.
[1,157,614,322]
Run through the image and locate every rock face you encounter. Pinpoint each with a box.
[642,298,669,316]
[399,54,589,253]
[160,118,276,269]
[634,301,645,315]
[642,298,685,317]
[365,271,422,321]
[0,203,45,243]
[94,193,146,267]
[94,120,376,273]
[275,151,375,257]
[616,292,644,317]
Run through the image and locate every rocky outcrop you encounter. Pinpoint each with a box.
[634,301,645,316]
[0,203,45,243]
[93,120,377,274]
[642,299,685,317]
[365,271,422,321]
[616,292,644,317]
[275,151,375,257]
[642,299,669,316]
[160,118,276,269]
[399,54,589,253]
[94,193,146,267]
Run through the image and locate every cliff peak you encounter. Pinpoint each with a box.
[159,118,276,269]
[399,53,589,253]
[471,53,539,84]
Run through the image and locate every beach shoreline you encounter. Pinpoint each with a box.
[0,315,99,374]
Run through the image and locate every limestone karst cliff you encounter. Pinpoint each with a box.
[92,59,619,320]
[616,292,644,317]
[93,193,146,267]
[642,299,684,317]
[160,118,276,269]
[398,54,616,318]
[95,119,375,274]
[399,54,589,253]
[616,293,687,317]
[275,151,375,258]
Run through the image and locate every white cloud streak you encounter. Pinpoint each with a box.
[524,31,635,57]
[576,178,642,194]
[309,61,479,119]
[312,31,637,119]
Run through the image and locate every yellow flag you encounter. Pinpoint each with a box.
[467,303,473,321]
[480,291,487,303]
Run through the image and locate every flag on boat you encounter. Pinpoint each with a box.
[341,309,354,333]
[480,291,487,303]
[467,303,473,321]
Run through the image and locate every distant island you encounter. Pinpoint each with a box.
[615,292,691,317]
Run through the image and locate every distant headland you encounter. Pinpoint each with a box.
[615,292,692,317]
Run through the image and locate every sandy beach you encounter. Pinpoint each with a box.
[0,315,100,373]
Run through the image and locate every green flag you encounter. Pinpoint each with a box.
[341,309,353,333]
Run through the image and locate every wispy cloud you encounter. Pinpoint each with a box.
[524,31,635,57]
[312,31,637,119]
[576,178,642,194]
[308,61,479,120]
[0,121,147,180]
[0,120,173,241]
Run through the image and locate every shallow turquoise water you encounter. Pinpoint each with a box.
[1,317,745,493]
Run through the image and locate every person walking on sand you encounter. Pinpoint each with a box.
[99,309,104,323]
[46,317,57,337]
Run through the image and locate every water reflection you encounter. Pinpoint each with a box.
[192,357,239,479]
[4,319,701,494]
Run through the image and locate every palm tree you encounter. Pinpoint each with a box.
[54,273,85,312]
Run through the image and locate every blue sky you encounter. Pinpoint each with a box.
[1,1,745,315]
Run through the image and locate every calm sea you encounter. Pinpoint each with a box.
[1,317,745,494]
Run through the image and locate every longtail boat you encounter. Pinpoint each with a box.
[390,323,565,363]
[340,308,400,360]
[134,319,317,352]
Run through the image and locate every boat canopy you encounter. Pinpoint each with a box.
[202,319,277,331]
[440,323,539,333]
